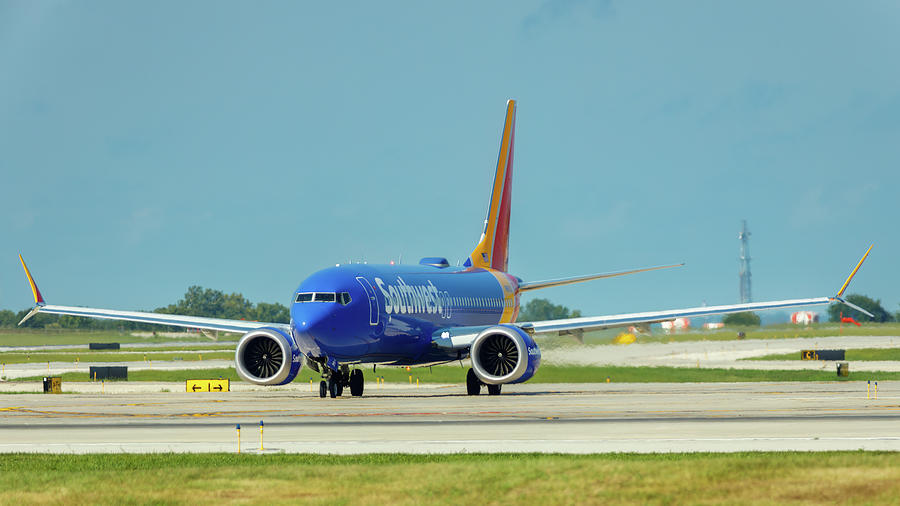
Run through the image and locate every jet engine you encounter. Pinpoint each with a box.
[234,327,304,385]
[470,325,541,385]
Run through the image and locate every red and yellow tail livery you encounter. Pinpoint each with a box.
[467,99,516,273]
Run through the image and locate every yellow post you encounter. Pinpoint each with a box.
[259,420,264,451]
[199,354,202,361]
[309,378,313,391]
[101,381,105,394]
[408,375,412,384]
[606,376,610,383]
[416,378,419,388]
[867,381,870,400]
[874,381,878,400]
[236,424,241,454]
[93,371,97,382]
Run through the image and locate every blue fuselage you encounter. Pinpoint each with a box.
[289,263,520,367]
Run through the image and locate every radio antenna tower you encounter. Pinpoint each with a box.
[739,219,752,303]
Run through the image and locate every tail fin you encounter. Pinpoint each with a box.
[466,99,516,272]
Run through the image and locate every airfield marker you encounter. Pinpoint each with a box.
[199,354,202,361]
[101,381,105,394]
[236,424,241,454]
[874,381,878,400]
[416,378,419,388]
[259,420,264,451]
[867,381,870,400]
[309,378,313,391]
[47,362,50,374]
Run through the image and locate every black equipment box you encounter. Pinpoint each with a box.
[90,366,128,380]
[89,343,120,350]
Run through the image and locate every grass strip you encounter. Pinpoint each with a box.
[0,351,233,364]
[12,364,900,384]
[1,452,899,504]
[746,348,900,362]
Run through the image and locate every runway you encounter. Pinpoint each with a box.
[1,381,898,453]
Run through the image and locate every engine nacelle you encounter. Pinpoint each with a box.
[234,327,304,385]
[470,325,541,385]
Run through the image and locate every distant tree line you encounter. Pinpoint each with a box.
[0,285,290,330]
[517,298,581,322]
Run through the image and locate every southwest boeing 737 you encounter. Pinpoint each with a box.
[18,100,873,398]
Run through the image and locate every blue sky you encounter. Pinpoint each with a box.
[2,1,898,319]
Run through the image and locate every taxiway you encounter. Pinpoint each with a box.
[1,381,897,454]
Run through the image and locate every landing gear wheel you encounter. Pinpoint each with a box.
[349,369,364,397]
[487,384,502,396]
[328,377,339,398]
[319,380,327,398]
[466,368,481,396]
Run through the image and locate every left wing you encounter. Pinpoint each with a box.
[521,244,873,337]
[433,245,873,348]
[17,255,289,334]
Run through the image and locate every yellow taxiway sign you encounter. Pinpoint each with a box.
[186,379,230,393]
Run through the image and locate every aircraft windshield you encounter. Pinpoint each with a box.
[295,292,351,305]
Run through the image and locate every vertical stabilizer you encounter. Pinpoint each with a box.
[467,99,516,272]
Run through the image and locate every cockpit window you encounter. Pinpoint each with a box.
[314,292,336,302]
[296,291,351,304]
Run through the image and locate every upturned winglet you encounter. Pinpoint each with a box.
[831,244,875,318]
[18,254,45,326]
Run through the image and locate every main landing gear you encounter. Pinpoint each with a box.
[318,366,365,398]
[466,368,501,396]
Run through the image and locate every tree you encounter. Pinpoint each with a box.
[517,298,581,322]
[722,312,761,326]
[827,294,892,323]
[0,310,17,327]
[253,302,290,323]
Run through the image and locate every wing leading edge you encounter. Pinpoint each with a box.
[521,244,874,337]
[433,245,874,349]
[17,256,288,334]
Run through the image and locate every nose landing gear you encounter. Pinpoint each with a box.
[318,365,365,398]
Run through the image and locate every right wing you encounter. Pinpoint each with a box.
[17,255,288,334]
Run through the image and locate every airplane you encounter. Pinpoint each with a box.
[17,100,874,398]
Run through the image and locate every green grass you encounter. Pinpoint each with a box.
[746,347,900,362]
[14,364,900,384]
[1,452,899,504]
[0,350,233,364]
[14,367,241,383]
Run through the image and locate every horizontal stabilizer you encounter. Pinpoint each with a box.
[519,263,683,292]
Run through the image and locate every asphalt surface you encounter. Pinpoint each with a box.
[1,381,898,454]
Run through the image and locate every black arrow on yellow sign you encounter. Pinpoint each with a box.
[192,384,202,392]
[212,384,222,391]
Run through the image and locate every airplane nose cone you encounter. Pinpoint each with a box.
[292,304,336,340]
